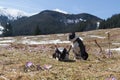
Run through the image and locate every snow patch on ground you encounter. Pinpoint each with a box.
[0,37,15,46]
[0,40,15,43]
[112,43,120,45]
[22,39,71,45]
[90,35,106,39]
[0,43,10,47]
[56,34,65,36]
[110,48,120,52]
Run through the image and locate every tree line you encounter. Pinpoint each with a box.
[3,13,120,37]
[2,23,41,37]
[99,14,120,29]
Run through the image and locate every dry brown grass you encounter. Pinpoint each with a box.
[0,28,120,80]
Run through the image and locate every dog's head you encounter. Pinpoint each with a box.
[52,48,60,59]
[68,32,76,41]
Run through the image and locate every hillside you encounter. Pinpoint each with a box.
[0,8,103,36]
[99,13,120,29]
[0,28,120,79]
[11,10,102,36]
[0,7,31,26]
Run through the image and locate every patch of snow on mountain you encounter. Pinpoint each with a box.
[97,22,100,29]
[79,18,83,21]
[53,9,68,14]
[66,18,86,24]
[79,18,86,22]
[0,25,4,30]
[74,19,79,23]
[67,19,74,24]
[0,24,4,35]
[0,7,32,20]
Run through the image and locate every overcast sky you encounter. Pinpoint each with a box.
[0,0,120,19]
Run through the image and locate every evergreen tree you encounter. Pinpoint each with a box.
[99,14,120,29]
[34,25,41,35]
[79,21,87,31]
[99,20,106,29]
[3,23,13,37]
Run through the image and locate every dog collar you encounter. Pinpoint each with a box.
[70,36,79,42]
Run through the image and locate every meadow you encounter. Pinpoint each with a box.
[0,28,120,80]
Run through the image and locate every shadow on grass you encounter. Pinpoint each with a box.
[60,59,76,62]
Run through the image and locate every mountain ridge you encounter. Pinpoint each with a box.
[11,10,102,36]
[0,7,32,20]
[0,8,103,36]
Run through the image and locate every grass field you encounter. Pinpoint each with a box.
[0,28,120,80]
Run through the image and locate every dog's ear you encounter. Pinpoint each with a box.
[53,44,58,59]
[54,45,57,48]
[52,53,56,58]
[54,44,59,49]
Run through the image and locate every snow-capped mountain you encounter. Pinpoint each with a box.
[53,9,68,14]
[0,8,103,36]
[11,10,102,36]
[0,7,32,20]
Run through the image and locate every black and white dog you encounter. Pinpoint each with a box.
[52,45,71,61]
[68,32,88,60]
